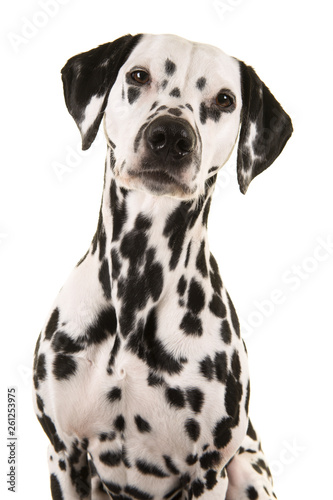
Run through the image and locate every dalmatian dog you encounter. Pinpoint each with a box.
[33,34,292,500]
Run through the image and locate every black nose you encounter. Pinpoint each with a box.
[145,116,197,161]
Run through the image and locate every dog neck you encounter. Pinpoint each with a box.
[93,146,218,339]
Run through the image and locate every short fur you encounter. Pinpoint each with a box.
[33,33,292,500]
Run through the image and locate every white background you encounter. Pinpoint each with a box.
[1,0,332,498]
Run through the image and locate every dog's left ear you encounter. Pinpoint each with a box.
[61,34,142,150]
[237,61,293,194]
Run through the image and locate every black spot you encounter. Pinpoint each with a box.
[104,480,122,495]
[213,417,233,449]
[99,450,122,467]
[214,351,228,384]
[231,351,241,380]
[251,463,262,474]
[37,413,66,453]
[199,451,221,470]
[187,279,205,314]
[185,242,191,267]
[227,293,240,337]
[68,441,82,465]
[184,418,200,441]
[53,354,77,380]
[86,305,117,344]
[163,455,180,475]
[126,315,153,368]
[98,258,111,300]
[110,149,116,170]
[161,79,168,90]
[134,415,152,433]
[180,473,191,487]
[220,320,232,344]
[124,485,153,500]
[50,473,64,500]
[76,251,89,267]
[33,333,41,372]
[111,248,121,280]
[145,256,164,302]
[199,103,208,125]
[52,332,83,354]
[110,179,127,241]
[36,394,44,412]
[107,334,121,375]
[107,387,122,403]
[58,459,66,471]
[202,197,212,227]
[168,107,182,116]
[45,308,59,340]
[163,204,190,270]
[36,353,47,382]
[246,486,259,500]
[99,431,116,442]
[208,166,219,174]
[191,478,204,497]
[209,294,226,318]
[165,387,186,409]
[169,88,181,98]
[136,459,169,478]
[128,87,141,104]
[98,224,107,261]
[69,464,91,497]
[185,103,194,112]
[225,373,243,419]
[199,356,214,380]
[255,458,272,478]
[180,312,203,336]
[147,371,164,387]
[200,102,222,125]
[209,254,222,293]
[186,387,204,413]
[165,59,176,76]
[196,241,208,278]
[186,453,198,465]
[150,101,159,111]
[117,246,163,338]
[177,275,187,296]
[247,420,257,441]
[147,110,159,121]
[157,105,168,112]
[120,229,148,267]
[245,380,250,415]
[114,415,125,432]
[81,438,89,450]
[196,77,207,91]
[143,309,187,375]
[205,469,218,490]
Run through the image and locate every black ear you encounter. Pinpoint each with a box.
[61,34,142,150]
[237,61,293,194]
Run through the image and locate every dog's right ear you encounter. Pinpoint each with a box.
[61,34,142,150]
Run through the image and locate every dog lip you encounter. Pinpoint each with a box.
[127,168,194,195]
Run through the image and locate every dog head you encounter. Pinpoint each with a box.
[61,34,292,198]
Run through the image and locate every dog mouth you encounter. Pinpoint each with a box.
[126,168,196,197]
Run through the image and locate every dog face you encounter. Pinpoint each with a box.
[104,34,242,199]
[61,34,292,197]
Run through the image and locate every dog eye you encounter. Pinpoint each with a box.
[131,70,150,84]
[216,92,235,109]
